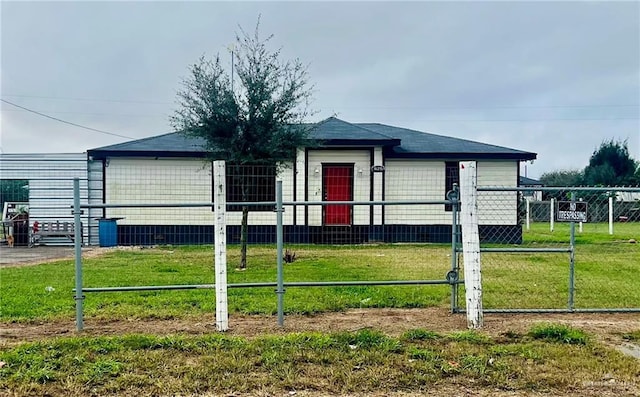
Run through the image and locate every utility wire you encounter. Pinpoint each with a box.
[0,99,135,139]
[3,94,638,110]
[3,94,170,105]
[2,104,637,122]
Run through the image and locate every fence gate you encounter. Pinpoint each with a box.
[476,186,640,313]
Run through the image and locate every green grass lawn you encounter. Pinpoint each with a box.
[1,221,638,322]
[481,222,639,309]
[1,228,639,396]
[1,245,454,322]
[2,325,639,396]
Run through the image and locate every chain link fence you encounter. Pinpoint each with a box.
[5,154,638,328]
[477,186,640,312]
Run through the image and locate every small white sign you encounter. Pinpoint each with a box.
[556,201,588,222]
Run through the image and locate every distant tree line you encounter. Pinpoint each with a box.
[0,180,29,215]
[539,139,640,188]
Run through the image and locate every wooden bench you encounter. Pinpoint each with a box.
[29,221,78,247]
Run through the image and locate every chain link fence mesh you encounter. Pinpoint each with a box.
[477,186,639,311]
[4,154,638,314]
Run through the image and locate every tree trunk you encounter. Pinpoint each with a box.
[240,205,248,269]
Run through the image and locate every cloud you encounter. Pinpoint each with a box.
[1,1,638,177]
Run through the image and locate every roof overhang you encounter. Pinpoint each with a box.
[87,150,209,160]
[318,138,401,147]
[385,150,537,161]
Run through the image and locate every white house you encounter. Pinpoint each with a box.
[519,176,544,201]
[87,117,537,245]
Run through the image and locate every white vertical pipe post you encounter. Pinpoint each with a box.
[525,197,530,231]
[275,181,285,326]
[459,161,483,329]
[213,161,228,331]
[550,198,555,232]
[608,196,614,235]
[578,198,583,233]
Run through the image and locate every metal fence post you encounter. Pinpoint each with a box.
[73,178,84,331]
[448,184,459,313]
[568,191,576,311]
[275,180,285,326]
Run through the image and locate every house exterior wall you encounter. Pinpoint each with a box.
[97,154,522,245]
[384,160,448,224]
[383,159,519,225]
[106,158,214,226]
[372,147,384,224]
[305,149,372,226]
[477,161,518,225]
[105,157,296,227]
[102,156,520,227]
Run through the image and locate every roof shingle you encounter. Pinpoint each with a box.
[88,117,536,161]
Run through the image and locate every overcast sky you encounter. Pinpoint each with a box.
[1,1,638,178]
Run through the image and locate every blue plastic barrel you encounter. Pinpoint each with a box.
[98,218,118,247]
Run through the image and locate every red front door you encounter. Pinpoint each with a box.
[323,165,353,225]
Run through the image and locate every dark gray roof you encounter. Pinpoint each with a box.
[519,176,543,185]
[307,117,399,146]
[88,117,536,161]
[357,122,536,160]
[90,131,207,157]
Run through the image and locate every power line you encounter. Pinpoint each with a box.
[1,108,164,118]
[3,94,638,110]
[2,94,170,105]
[3,97,637,125]
[322,104,640,110]
[0,99,135,140]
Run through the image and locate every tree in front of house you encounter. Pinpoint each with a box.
[170,22,314,269]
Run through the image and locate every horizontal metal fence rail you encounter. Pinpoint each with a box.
[477,248,572,253]
[475,185,639,314]
[460,308,640,313]
[478,186,640,192]
[71,173,463,331]
[80,199,452,209]
[77,279,464,293]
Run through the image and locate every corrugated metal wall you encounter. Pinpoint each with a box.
[0,153,102,245]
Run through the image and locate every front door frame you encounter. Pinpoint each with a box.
[322,163,354,226]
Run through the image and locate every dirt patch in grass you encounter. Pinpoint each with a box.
[2,308,638,345]
[1,309,638,397]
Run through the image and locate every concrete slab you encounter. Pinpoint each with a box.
[0,246,77,267]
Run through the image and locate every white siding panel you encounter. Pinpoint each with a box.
[306,150,371,226]
[295,149,306,224]
[384,160,449,224]
[106,158,295,226]
[87,159,103,245]
[477,161,518,225]
[106,158,213,225]
[372,147,384,224]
